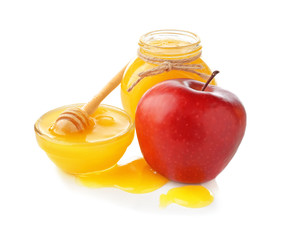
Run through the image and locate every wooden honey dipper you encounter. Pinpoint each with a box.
[53,65,127,135]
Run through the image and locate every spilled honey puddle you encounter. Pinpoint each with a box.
[159,185,214,208]
[76,158,214,208]
[77,158,168,194]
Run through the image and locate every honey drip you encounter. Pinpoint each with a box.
[77,158,168,194]
[159,185,214,208]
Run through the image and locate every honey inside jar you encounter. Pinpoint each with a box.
[121,29,216,119]
[34,104,134,174]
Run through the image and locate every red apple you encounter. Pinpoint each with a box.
[135,72,246,183]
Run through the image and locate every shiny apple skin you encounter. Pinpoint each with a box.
[135,79,246,183]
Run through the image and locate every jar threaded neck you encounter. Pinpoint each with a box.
[138,29,202,59]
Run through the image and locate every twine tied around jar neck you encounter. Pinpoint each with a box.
[127,50,210,92]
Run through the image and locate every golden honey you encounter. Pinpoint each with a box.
[34,104,134,174]
[77,158,168,194]
[121,30,216,119]
[160,185,214,208]
[77,158,214,208]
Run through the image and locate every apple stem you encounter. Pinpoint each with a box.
[201,71,220,91]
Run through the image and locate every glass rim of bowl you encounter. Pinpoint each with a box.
[34,103,135,145]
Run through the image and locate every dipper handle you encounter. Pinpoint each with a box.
[82,65,127,115]
[53,65,127,135]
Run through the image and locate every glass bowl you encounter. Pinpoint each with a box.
[34,104,135,174]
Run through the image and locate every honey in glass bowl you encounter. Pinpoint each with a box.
[34,104,134,174]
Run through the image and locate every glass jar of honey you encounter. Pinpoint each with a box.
[121,29,215,119]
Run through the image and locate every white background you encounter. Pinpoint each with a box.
[1,0,290,239]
